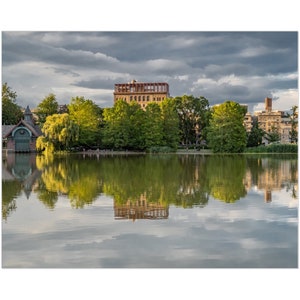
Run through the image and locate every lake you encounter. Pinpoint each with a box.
[2,152,298,268]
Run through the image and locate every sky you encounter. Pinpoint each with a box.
[2,31,298,113]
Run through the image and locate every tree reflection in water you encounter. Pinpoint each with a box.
[2,153,298,220]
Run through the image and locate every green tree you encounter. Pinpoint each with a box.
[68,96,102,147]
[36,93,59,125]
[102,100,131,149]
[144,102,164,149]
[36,113,79,152]
[247,118,265,147]
[161,98,180,149]
[289,105,298,143]
[127,101,146,150]
[207,101,247,153]
[174,95,210,147]
[2,83,23,124]
[265,125,280,144]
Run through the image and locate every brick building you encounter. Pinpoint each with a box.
[114,80,170,108]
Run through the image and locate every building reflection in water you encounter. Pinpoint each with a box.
[244,157,298,202]
[2,154,297,220]
[114,194,169,221]
[3,153,41,199]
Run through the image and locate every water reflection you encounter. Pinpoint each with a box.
[2,153,298,220]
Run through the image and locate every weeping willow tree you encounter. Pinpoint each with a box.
[36,113,79,152]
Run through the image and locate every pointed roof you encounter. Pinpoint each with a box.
[2,119,42,139]
[2,125,16,138]
[24,105,32,115]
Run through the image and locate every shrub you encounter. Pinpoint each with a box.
[245,144,297,153]
[148,146,176,153]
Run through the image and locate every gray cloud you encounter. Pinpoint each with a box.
[2,31,298,111]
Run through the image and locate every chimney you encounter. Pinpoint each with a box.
[265,97,272,112]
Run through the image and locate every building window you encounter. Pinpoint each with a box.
[130,96,133,101]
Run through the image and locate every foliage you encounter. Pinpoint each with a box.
[36,93,59,125]
[102,100,134,150]
[288,105,298,143]
[247,119,265,147]
[161,98,180,149]
[265,125,280,143]
[174,95,210,146]
[68,96,102,147]
[102,99,179,151]
[36,136,55,153]
[207,101,247,153]
[144,103,164,149]
[2,83,23,124]
[38,113,79,151]
[148,146,176,153]
[245,143,298,153]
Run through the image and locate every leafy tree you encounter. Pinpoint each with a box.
[144,102,164,149]
[289,105,298,143]
[68,96,102,147]
[2,83,23,124]
[102,100,131,149]
[161,98,180,149]
[207,101,247,153]
[127,101,146,150]
[247,118,265,147]
[174,95,210,147]
[36,93,59,125]
[36,113,79,152]
[265,125,280,144]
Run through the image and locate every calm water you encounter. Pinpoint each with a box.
[2,152,298,268]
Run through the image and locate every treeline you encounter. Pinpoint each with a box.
[35,93,212,153]
[2,83,298,153]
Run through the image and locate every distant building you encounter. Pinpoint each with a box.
[113,80,170,108]
[2,106,42,152]
[253,98,298,144]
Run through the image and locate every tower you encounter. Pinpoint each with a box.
[265,97,272,112]
[24,105,34,125]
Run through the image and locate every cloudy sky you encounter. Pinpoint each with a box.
[2,31,298,113]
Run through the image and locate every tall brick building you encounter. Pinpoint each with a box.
[114,80,170,108]
[252,98,298,144]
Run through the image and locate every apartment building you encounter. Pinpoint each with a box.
[252,98,297,144]
[114,80,170,108]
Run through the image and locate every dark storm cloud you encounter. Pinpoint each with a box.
[2,31,298,110]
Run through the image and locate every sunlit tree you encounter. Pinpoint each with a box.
[36,93,59,125]
[36,113,79,152]
[68,96,102,147]
[207,101,247,153]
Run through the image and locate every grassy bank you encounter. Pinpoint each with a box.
[244,144,298,154]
